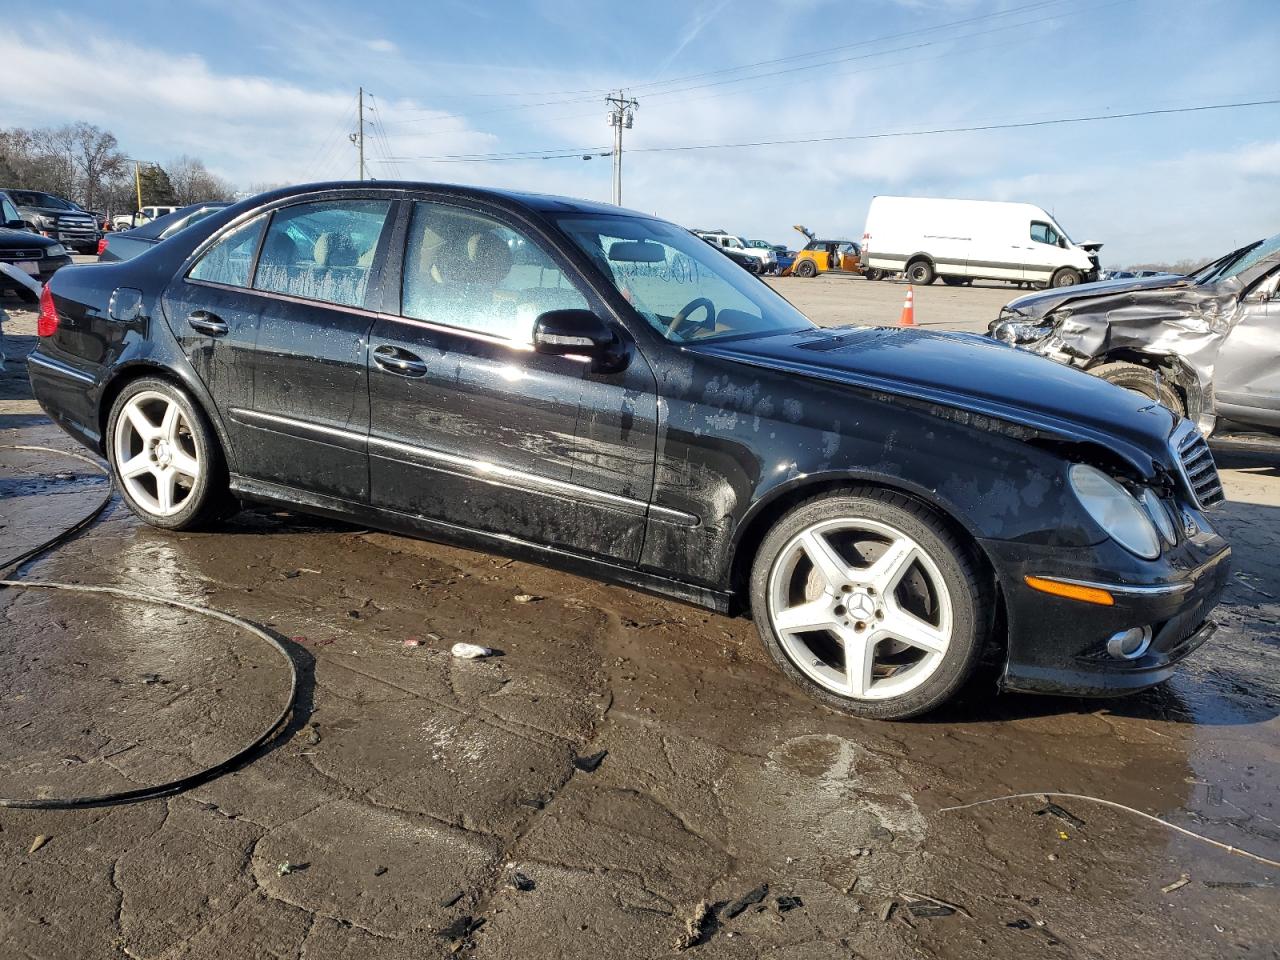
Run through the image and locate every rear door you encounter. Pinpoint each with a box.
[365,197,658,563]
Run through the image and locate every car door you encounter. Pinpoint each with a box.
[162,213,269,468]
[241,197,395,500]
[1023,220,1064,284]
[365,198,658,563]
[1214,268,1280,429]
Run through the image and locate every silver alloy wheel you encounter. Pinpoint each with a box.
[113,390,201,517]
[766,517,953,701]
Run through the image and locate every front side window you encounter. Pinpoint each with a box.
[401,202,588,343]
[254,199,391,308]
[188,214,266,288]
[558,214,815,344]
[2,197,19,223]
[1030,221,1061,246]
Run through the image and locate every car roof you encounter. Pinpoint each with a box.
[242,180,649,219]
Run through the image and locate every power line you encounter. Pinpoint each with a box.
[380,0,1112,128]
[381,97,1280,163]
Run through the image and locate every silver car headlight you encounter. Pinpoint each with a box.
[44,243,67,258]
[1069,464,1160,559]
[992,317,1053,345]
[33,214,57,228]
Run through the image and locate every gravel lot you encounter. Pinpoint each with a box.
[1,276,1277,960]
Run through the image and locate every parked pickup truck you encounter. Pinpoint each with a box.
[1,188,100,254]
[693,230,776,274]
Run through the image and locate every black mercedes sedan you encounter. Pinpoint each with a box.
[27,182,1231,719]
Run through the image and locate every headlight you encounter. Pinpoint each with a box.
[1069,464,1160,559]
[992,318,1053,345]
[33,214,56,228]
[1138,487,1177,545]
[44,244,67,258]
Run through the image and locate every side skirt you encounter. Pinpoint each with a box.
[228,474,735,614]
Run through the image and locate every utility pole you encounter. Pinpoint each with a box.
[606,91,638,206]
[134,160,143,212]
[350,87,366,180]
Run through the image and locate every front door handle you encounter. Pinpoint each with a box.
[188,310,228,336]
[373,345,428,377]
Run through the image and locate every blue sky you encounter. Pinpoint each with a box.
[4,0,1278,264]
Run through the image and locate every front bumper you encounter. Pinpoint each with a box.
[981,512,1231,697]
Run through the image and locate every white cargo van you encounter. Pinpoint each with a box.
[861,196,1102,288]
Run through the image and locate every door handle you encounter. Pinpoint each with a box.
[373,345,428,377]
[188,310,228,336]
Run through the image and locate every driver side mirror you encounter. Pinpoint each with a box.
[532,309,627,373]
[5,219,29,231]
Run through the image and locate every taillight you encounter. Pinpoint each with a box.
[97,236,109,256]
[37,284,59,337]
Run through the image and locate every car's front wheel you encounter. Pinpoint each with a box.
[107,377,232,529]
[750,490,988,719]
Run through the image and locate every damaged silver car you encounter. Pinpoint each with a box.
[989,233,1280,443]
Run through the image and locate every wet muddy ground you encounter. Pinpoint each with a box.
[2,296,1278,959]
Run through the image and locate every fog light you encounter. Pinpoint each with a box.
[1107,626,1152,660]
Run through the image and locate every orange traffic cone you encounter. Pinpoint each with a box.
[899,285,916,326]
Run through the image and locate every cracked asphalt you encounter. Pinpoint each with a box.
[2,285,1278,959]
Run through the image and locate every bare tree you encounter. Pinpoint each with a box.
[70,123,127,211]
[168,155,233,205]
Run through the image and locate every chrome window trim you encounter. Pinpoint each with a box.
[226,408,696,523]
[27,352,95,385]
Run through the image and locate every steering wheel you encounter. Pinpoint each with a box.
[666,297,715,339]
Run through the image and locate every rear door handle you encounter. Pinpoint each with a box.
[188,310,228,336]
[373,345,428,377]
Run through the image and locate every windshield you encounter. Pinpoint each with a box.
[9,190,73,210]
[1193,233,1280,285]
[557,214,815,344]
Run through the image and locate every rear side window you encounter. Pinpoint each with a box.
[254,199,392,308]
[188,215,266,287]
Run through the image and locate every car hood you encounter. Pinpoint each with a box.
[693,326,1180,475]
[0,227,58,250]
[1001,274,1192,320]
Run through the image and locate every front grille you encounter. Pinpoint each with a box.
[1175,423,1224,508]
[0,249,43,260]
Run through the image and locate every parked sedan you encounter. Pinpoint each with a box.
[99,202,232,262]
[29,182,1230,719]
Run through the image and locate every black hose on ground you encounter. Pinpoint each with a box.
[0,444,299,809]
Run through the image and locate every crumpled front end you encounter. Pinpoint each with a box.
[989,281,1243,435]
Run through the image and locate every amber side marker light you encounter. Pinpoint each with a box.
[1024,576,1115,606]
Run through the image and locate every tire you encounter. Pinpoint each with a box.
[1050,267,1082,288]
[863,269,884,281]
[905,259,935,285]
[106,377,234,530]
[941,276,967,287]
[795,259,818,278]
[1090,361,1186,417]
[749,489,989,720]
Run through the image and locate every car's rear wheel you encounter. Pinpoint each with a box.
[863,268,884,281]
[107,378,232,529]
[905,259,935,285]
[1090,361,1186,417]
[795,259,818,278]
[1050,267,1082,288]
[942,276,968,287]
[750,490,987,719]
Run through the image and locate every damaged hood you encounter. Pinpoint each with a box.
[694,326,1179,471]
[1000,274,1191,321]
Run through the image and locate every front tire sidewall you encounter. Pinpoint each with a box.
[907,260,935,285]
[107,378,227,530]
[1051,268,1081,288]
[749,492,984,720]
